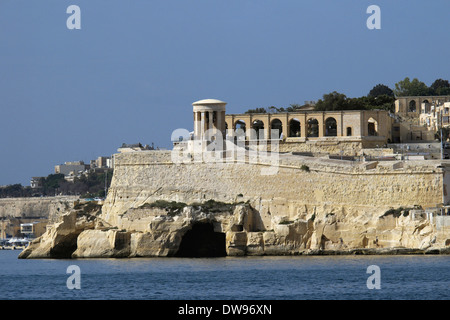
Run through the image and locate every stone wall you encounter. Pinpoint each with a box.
[20,150,450,258]
[278,139,363,156]
[0,196,78,221]
[0,196,79,238]
[103,150,445,232]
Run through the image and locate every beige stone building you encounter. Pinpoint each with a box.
[169,97,450,157]
[224,109,393,154]
[186,99,393,156]
[395,95,450,116]
[393,96,450,143]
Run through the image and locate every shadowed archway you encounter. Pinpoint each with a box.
[175,223,226,257]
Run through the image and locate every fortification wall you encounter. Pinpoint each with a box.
[277,139,363,155]
[0,196,78,221]
[102,150,444,231]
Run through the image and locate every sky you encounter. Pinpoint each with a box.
[1,0,450,185]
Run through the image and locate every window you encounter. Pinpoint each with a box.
[289,119,301,137]
[346,127,352,136]
[307,118,319,137]
[325,117,337,136]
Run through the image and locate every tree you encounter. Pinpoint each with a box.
[267,106,277,113]
[314,91,394,112]
[314,91,353,111]
[244,107,267,114]
[368,84,394,97]
[430,78,450,96]
[394,77,431,97]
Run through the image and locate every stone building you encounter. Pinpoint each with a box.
[184,99,394,156]
[224,109,393,155]
[395,95,450,116]
[393,96,450,143]
[183,97,450,156]
[54,161,88,176]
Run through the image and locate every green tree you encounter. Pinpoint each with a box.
[368,84,394,97]
[314,91,394,112]
[314,92,353,111]
[394,77,431,97]
[244,107,267,114]
[430,78,450,96]
[268,106,277,113]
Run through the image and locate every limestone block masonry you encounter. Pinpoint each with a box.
[96,150,450,254]
[0,196,78,221]
[103,151,443,222]
[18,150,450,258]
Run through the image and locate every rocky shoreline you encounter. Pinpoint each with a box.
[18,200,450,259]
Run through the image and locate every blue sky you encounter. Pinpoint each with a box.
[1,0,450,185]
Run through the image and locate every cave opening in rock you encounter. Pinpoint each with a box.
[175,222,226,257]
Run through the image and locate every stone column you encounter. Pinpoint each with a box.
[209,111,214,133]
[216,110,223,135]
[201,112,205,140]
[194,112,201,139]
[318,113,324,137]
[301,114,307,138]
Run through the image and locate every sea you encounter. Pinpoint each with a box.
[0,250,449,301]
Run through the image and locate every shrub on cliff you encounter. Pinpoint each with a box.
[139,199,238,216]
[381,207,413,218]
[139,200,187,216]
[74,201,102,217]
[300,165,310,172]
[192,199,237,214]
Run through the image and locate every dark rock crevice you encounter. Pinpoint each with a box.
[175,223,226,257]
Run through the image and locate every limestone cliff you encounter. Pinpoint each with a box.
[19,199,450,259]
[18,150,450,258]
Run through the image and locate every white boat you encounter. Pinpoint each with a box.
[3,237,31,249]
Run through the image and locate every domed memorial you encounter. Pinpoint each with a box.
[192,99,227,140]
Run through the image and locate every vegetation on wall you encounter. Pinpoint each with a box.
[138,199,240,216]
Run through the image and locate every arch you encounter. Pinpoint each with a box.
[252,119,265,139]
[270,118,283,138]
[324,117,337,136]
[234,119,246,140]
[422,100,431,113]
[307,118,319,137]
[234,119,246,132]
[289,118,301,137]
[346,127,352,136]
[175,222,226,257]
[409,100,417,113]
[368,117,378,136]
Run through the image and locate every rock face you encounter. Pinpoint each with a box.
[19,208,95,259]
[19,200,450,259]
[18,150,450,258]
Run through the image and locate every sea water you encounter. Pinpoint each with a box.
[0,250,448,300]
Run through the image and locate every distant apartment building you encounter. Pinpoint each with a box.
[96,156,112,168]
[55,161,89,176]
[20,221,47,238]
